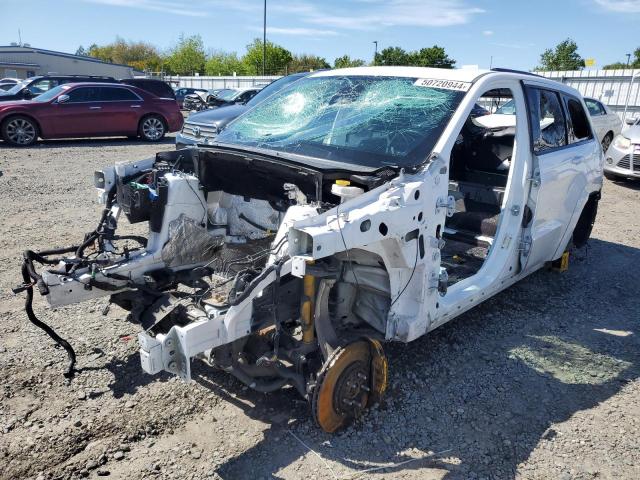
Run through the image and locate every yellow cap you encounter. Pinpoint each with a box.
[335,179,351,186]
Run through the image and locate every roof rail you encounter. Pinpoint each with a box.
[490,68,544,78]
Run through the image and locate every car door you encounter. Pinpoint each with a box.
[519,85,587,270]
[96,86,143,135]
[47,86,104,137]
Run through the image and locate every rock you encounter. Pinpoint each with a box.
[86,460,99,470]
[97,469,110,476]
[113,451,125,460]
[191,450,202,460]
[77,391,87,401]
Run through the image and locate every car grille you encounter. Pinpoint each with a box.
[181,122,218,142]
[617,152,640,170]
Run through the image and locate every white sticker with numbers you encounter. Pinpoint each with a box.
[414,78,472,92]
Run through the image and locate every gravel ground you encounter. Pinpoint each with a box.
[0,136,639,480]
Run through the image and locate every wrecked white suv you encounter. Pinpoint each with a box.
[17,67,603,432]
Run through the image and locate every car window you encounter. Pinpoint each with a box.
[28,79,58,94]
[176,88,187,96]
[584,99,605,116]
[525,87,567,153]
[100,87,140,101]
[564,97,593,144]
[66,87,101,103]
[246,75,305,107]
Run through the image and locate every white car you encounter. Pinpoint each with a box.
[604,116,640,180]
[584,97,623,152]
[18,67,603,432]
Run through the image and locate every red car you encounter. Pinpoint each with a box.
[0,83,184,146]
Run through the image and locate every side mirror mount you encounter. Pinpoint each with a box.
[57,94,70,104]
[22,88,33,98]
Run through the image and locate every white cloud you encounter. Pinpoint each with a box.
[83,0,205,17]
[482,30,494,36]
[593,0,640,13]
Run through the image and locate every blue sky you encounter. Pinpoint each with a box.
[1,0,638,70]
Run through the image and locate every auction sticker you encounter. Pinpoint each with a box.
[414,78,472,92]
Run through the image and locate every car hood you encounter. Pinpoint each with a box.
[0,99,34,108]
[186,104,248,127]
[622,125,640,143]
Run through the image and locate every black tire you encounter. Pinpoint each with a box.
[601,132,613,153]
[572,193,600,248]
[1,115,38,147]
[138,115,166,142]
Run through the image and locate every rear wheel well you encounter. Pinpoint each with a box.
[572,191,600,248]
[139,113,167,131]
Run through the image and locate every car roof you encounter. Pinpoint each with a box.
[62,82,142,89]
[311,66,490,82]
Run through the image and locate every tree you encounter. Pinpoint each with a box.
[242,39,293,75]
[75,46,87,56]
[603,47,640,69]
[374,47,410,66]
[205,51,248,76]
[86,37,162,72]
[410,46,456,68]
[536,38,585,71]
[333,55,366,69]
[288,54,330,73]
[165,35,206,75]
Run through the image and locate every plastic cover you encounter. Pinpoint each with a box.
[161,214,223,268]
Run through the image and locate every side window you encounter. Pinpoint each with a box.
[584,99,604,116]
[100,87,139,101]
[29,79,57,94]
[525,87,567,154]
[66,87,101,103]
[564,97,593,144]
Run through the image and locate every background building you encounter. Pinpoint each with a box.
[0,45,142,79]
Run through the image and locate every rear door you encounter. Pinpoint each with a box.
[520,85,584,270]
[584,98,607,142]
[97,86,143,134]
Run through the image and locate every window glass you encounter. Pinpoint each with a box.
[584,99,605,116]
[565,98,593,143]
[66,87,101,103]
[28,79,57,94]
[100,87,139,101]
[525,87,567,153]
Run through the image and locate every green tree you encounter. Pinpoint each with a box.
[288,54,330,73]
[165,35,206,75]
[75,46,87,56]
[205,51,248,76]
[86,37,162,72]
[536,38,585,71]
[333,55,366,69]
[603,47,640,69]
[374,47,410,66]
[242,38,292,75]
[409,46,456,68]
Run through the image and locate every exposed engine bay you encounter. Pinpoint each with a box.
[16,146,450,431]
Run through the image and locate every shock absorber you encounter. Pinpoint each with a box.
[301,261,316,345]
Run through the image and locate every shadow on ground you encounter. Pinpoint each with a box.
[0,136,175,149]
[192,237,640,479]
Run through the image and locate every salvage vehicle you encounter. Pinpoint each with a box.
[0,82,183,146]
[174,87,209,109]
[583,97,622,152]
[604,115,640,180]
[177,72,312,148]
[183,88,232,112]
[15,67,603,432]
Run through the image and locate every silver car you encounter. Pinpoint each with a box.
[604,116,640,180]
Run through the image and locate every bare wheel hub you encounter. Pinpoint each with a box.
[333,362,369,415]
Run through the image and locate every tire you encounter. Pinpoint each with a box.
[139,115,166,142]
[601,132,613,153]
[572,193,600,248]
[1,115,38,146]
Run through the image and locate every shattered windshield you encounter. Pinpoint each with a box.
[216,75,465,168]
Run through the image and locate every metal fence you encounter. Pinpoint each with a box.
[164,69,640,120]
[539,69,640,120]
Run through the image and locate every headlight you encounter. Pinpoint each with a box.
[613,135,631,150]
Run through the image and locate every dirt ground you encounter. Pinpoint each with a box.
[0,136,639,480]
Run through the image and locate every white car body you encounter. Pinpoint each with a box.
[23,67,603,430]
[604,117,640,179]
[584,97,623,151]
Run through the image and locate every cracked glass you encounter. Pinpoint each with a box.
[216,76,465,168]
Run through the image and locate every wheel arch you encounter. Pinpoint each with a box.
[1,113,43,137]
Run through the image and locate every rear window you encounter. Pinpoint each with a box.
[564,97,593,143]
[100,87,140,101]
[123,80,175,99]
[524,87,567,154]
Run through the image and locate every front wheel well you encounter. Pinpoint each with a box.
[1,114,42,136]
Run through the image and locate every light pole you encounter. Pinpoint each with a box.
[626,53,631,67]
[262,0,267,76]
[373,41,378,64]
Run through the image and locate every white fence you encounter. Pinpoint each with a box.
[540,69,640,120]
[165,69,640,120]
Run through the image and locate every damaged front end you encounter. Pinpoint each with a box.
[16,145,447,431]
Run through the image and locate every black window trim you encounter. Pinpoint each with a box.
[63,85,143,103]
[523,84,570,156]
[560,93,595,147]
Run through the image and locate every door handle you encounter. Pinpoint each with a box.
[570,156,582,165]
[130,105,141,108]
[89,106,102,110]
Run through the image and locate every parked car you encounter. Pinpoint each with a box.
[183,88,235,111]
[0,77,21,85]
[21,67,603,432]
[177,72,311,148]
[0,82,19,92]
[583,97,623,152]
[174,87,208,109]
[0,82,183,146]
[208,87,261,108]
[0,75,119,102]
[120,78,176,100]
[604,116,640,180]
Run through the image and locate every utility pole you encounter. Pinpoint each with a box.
[262,0,267,76]
[626,53,631,67]
[373,41,378,65]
